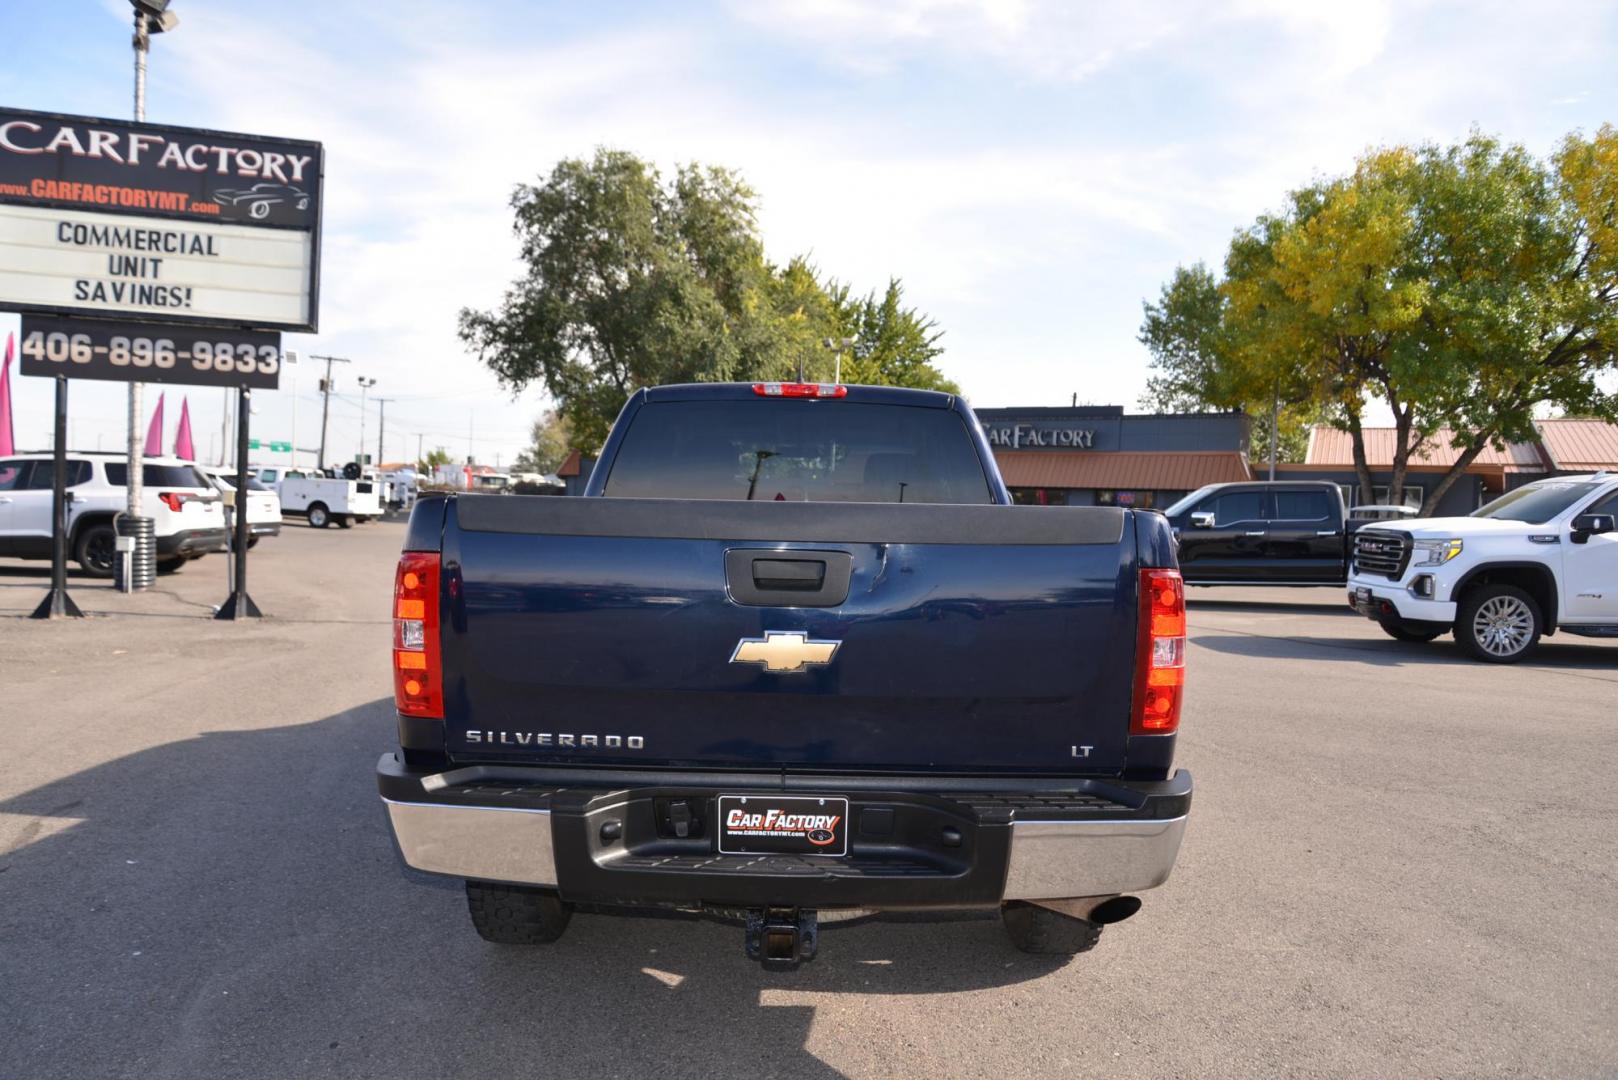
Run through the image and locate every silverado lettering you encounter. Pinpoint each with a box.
[464,731,645,749]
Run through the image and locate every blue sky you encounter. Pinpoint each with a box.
[2,0,1615,466]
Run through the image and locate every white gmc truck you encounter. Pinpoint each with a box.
[1348,473,1618,662]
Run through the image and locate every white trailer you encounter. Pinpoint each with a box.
[276,476,383,529]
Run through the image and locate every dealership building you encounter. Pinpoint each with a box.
[973,406,1252,508]
[1280,418,1618,516]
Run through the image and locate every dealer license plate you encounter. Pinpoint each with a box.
[717,794,849,857]
[1353,586,1374,610]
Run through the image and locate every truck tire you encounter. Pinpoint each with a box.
[336,514,353,529]
[1379,620,1444,643]
[1000,902,1103,956]
[465,881,572,944]
[73,522,118,577]
[156,557,186,575]
[307,503,330,529]
[1456,584,1542,663]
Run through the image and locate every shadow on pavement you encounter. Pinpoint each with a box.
[0,701,1066,1080]
[1186,595,1356,617]
[1193,630,1618,670]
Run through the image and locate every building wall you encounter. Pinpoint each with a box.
[972,407,1250,455]
[1275,466,1485,518]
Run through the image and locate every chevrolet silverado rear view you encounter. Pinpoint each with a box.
[377,382,1192,969]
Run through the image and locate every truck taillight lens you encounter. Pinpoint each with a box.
[1133,568,1186,735]
[157,492,193,512]
[393,552,443,719]
[752,382,848,398]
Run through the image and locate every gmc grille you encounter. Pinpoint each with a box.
[1353,530,1411,580]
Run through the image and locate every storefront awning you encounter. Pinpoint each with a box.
[993,450,1251,490]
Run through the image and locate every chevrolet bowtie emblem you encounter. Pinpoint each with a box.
[730,631,841,673]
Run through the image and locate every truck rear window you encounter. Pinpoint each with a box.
[603,400,994,504]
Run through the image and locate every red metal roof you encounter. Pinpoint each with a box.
[993,450,1251,490]
[1305,427,1545,470]
[1533,418,1618,470]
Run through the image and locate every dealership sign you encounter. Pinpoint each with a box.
[985,424,1096,449]
[0,107,322,332]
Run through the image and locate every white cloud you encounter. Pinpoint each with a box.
[9,0,1613,457]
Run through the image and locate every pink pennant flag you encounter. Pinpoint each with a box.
[143,392,166,457]
[174,396,195,460]
[0,333,14,457]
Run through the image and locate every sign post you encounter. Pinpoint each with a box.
[28,373,83,619]
[215,385,259,620]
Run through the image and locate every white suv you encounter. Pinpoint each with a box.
[1348,473,1618,662]
[0,452,228,577]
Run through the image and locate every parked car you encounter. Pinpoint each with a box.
[0,452,226,576]
[1348,473,1618,661]
[201,469,283,547]
[276,475,381,528]
[1162,480,1384,585]
[377,382,1193,968]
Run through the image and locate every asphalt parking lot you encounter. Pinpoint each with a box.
[3,521,1616,1079]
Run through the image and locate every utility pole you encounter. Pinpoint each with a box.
[356,376,377,469]
[310,354,350,471]
[416,433,424,470]
[375,398,391,468]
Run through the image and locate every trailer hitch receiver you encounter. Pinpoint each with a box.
[745,906,818,971]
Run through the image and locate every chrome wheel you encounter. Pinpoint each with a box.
[1472,595,1534,657]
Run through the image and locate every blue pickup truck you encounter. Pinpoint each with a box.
[377,382,1192,969]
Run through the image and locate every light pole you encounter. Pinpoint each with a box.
[823,336,856,383]
[122,0,179,591]
[356,376,377,470]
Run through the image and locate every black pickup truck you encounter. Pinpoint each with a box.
[377,382,1192,969]
[1163,480,1383,586]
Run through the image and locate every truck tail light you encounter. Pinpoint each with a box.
[752,382,848,398]
[157,492,194,512]
[1132,568,1186,735]
[393,552,443,719]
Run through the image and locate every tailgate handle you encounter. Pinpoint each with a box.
[726,549,854,608]
[752,558,825,591]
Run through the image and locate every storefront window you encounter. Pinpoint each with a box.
[1010,488,1068,506]
[1097,490,1156,508]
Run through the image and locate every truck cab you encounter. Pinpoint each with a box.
[1165,480,1353,585]
[1348,473,1618,661]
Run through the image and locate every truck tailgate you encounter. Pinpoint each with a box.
[438,496,1140,775]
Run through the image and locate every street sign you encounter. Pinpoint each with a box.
[16,313,281,389]
[269,441,291,452]
[0,108,323,332]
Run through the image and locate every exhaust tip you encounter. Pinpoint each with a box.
[1088,895,1142,925]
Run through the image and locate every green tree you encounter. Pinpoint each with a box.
[1139,261,1316,469]
[834,279,959,393]
[514,408,573,474]
[1398,129,1618,512]
[1141,128,1618,512]
[419,445,452,472]
[459,150,961,446]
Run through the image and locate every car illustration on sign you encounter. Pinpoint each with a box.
[212,182,310,220]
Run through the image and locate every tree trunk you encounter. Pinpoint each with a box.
[1346,409,1375,507]
[1387,405,1415,509]
[1267,386,1279,481]
[1421,437,1491,516]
